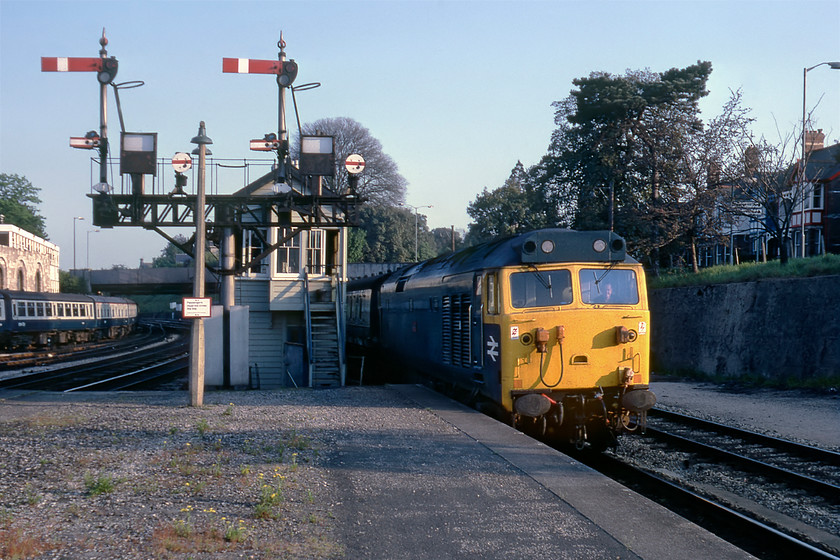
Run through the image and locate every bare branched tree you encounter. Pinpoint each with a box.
[295,117,407,206]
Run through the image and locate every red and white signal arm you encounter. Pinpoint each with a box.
[345,154,365,174]
[250,139,279,151]
[41,57,101,72]
[171,153,192,173]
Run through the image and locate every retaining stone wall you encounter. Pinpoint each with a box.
[648,275,840,381]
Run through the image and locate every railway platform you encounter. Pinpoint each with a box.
[325,384,753,559]
[0,383,757,559]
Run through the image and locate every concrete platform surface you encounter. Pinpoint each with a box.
[324,384,754,559]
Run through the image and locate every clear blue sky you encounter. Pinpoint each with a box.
[1,0,838,270]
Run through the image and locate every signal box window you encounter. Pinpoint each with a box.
[579,269,639,305]
[276,228,301,275]
[510,269,572,309]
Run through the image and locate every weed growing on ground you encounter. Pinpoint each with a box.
[84,472,120,497]
[23,483,40,505]
[196,418,209,437]
[0,526,56,559]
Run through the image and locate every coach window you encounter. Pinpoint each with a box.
[27,302,35,316]
[57,304,64,317]
[36,302,44,317]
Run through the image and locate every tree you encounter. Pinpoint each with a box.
[153,234,190,267]
[349,205,434,263]
[548,62,714,271]
[59,270,86,293]
[0,174,47,238]
[297,117,407,206]
[430,227,464,256]
[467,162,538,243]
[152,234,220,268]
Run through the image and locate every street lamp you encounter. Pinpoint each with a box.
[800,61,840,258]
[86,229,100,269]
[404,204,432,261]
[72,216,84,270]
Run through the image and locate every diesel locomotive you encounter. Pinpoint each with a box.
[0,290,138,350]
[347,228,656,449]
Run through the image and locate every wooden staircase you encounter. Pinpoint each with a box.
[305,276,345,388]
[309,303,343,388]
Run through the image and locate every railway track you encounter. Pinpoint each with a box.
[0,320,180,370]
[0,323,189,392]
[571,408,840,560]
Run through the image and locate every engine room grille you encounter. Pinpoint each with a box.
[442,294,471,367]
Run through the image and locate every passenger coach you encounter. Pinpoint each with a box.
[0,290,138,349]
[348,229,656,449]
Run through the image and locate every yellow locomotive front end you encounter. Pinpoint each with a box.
[481,232,655,449]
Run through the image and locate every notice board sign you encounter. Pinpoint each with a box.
[182,297,212,319]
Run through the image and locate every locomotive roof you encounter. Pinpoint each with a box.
[404,229,634,279]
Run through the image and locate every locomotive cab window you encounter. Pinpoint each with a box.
[579,268,639,305]
[486,273,499,315]
[510,269,572,309]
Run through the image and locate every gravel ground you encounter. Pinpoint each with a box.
[650,379,840,450]
[1,380,837,559]
[0,389,354,559]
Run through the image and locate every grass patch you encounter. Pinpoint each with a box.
[650,253,840,289]
[84,472,121,497]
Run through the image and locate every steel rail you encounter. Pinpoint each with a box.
[645,425,840,502]
[650,408,840,466]
[584,452,840,560]
[63,353,188,392]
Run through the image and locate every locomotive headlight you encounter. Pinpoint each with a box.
[615,326,638,344]
[593,239,607,252]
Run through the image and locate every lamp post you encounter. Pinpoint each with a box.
[189,121,213,407]
[405,204,432,261]
[86,229,100,269]
[72,216,84,270]
[800,61,840,258]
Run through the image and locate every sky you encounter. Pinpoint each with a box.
[1,0,839,270]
